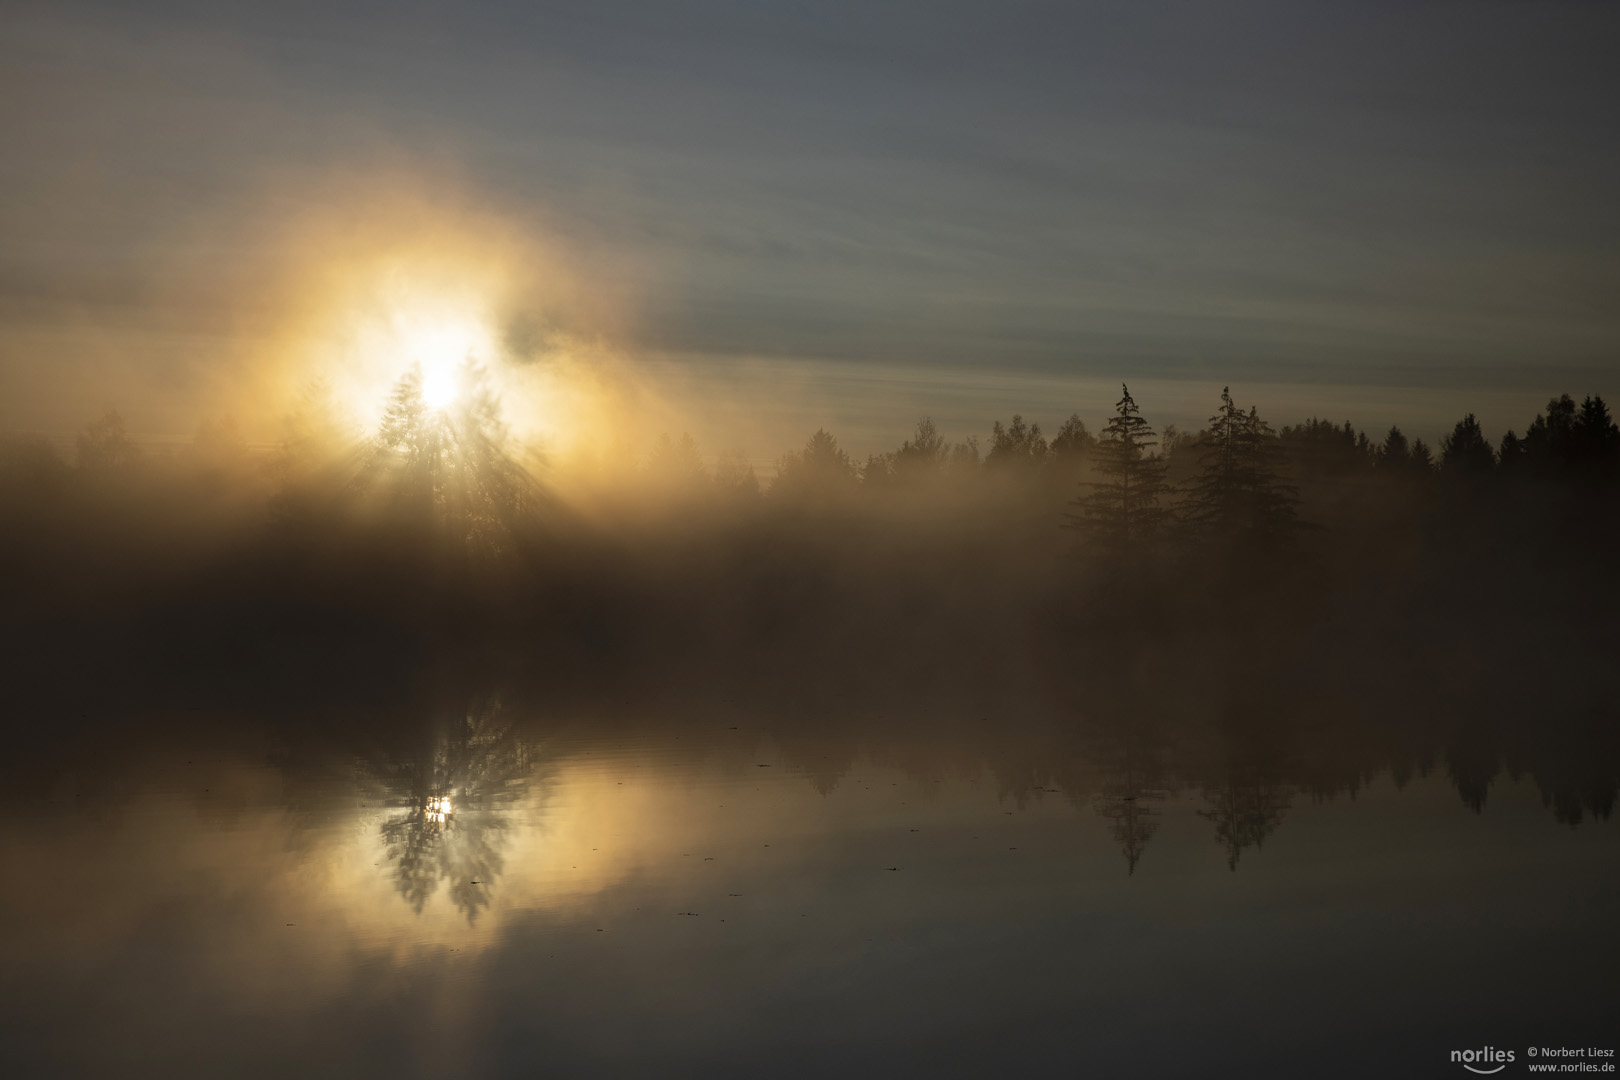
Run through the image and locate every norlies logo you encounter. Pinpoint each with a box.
[1453,1047,1516,1074]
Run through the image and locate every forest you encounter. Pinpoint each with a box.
[2,373,1617,849]
[3,373,1616,676]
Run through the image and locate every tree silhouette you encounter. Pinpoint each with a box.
[1523,394,1578,465]
[1047,413,1096,492]
[370,699,540,923]
[1065,384,1168,549]
[1199,772,1292,871]
[986,415,1049,472]
[712,449,760,497]
[1181,387,1299,551]
[773,428,858,497]
[892,418,950,485]
[1376,426,1410,470]
[1092,731,1170,875]
[1279,418,1374,479]
[1515,393,1620,481]
[1498,429,1526,473]
[648,432,708,488]
[75,410,140,474]
[860,451,895,488]
[1575,395,1620,475]
[945,434,982,478]
[359,361,538,560]
[1440,413,1495,476]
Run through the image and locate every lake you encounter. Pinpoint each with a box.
[2,676,1613,1078]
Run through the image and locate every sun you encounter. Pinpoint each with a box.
[396,315,491,412]
[420,359,461,410]
[323,289,530,434]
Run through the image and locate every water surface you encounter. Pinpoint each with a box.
[2,685,1614,1078]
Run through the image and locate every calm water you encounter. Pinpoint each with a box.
[2,694,1615,1078]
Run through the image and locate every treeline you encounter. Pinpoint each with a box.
[1,372,1616,680]
[14,373,1620,524]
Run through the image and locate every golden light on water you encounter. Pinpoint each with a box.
[425,795,453,823]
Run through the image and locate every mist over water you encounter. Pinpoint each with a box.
[7,1,1620,1072]
[1,373,1616,1076]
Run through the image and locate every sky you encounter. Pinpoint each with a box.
[2,0,1617,458]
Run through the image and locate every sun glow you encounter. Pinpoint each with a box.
[421,362,461,410]
[335,303,500,427]
[294,251,590,453]
[401,317,488,413]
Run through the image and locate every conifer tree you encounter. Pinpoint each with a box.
[1440,413,1495,475]
[1181,387,1298,549]
[364,361,535,557]
[892,417,949,483]
[986,414,1049,470]
[75,410,140,474]
[1065,384,1168,548]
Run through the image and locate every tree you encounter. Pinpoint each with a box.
[773,429,858,497]
[277,377,354,478]
[945,435,982,479]
[891,417,949,484]
[1181,387,1298,550]
[1576,395,1620,463]
[713,450,760,497]
[648,432,708,487]
[986,414,1049,471]
[1065,384,1168,549]
[1048,413,1096,490]
[1498,429,1525,473]
[375,366,439,480]
[1440,413,1495,475]
[1520,393,1619,477]
[369,698,536,923]
[75,410,140,474]
[1092,731,1170,875]
[1200,773,1292,871]
[1523,393,1578,464]
[860,452,895,488]
[1573,395,1620,478]
[1048,414,1095,462]
[361,361,536,557]
[1376,425,1410,470]
[1278,418,1373,479]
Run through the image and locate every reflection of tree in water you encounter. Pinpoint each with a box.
[1091,732,1171,875]
[1199,771,1292,871]
[370,699,539,922]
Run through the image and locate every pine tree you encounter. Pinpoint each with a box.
[375,365,440,476]
[986,414,1049,471]
[1199,774,1292,871]
[773,429,858,497]
[1065,384,1168,548]
[1181,387,1298,550]
[75,410,140,474]
[892,417,949,483]
[364,361,535,558]
[1376,425,1411,470]
[1440,413,1495,475]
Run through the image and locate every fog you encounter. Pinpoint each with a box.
[4,376,1615,831]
